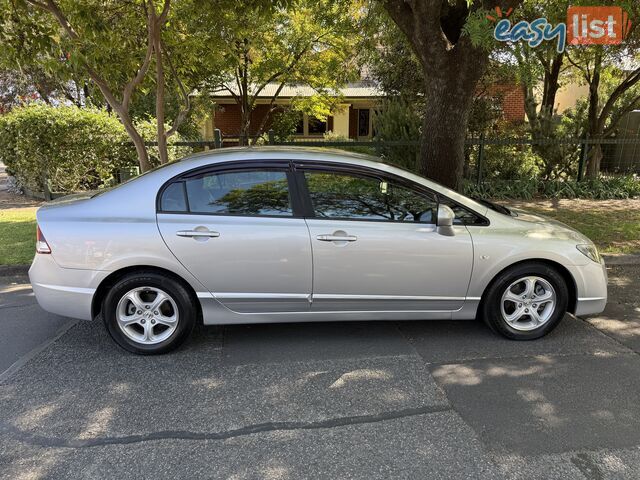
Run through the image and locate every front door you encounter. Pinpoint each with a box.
[157,165,312,313]
[299,168,473,312]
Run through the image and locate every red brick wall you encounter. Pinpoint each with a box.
[214,103,242,136]
[481,83,525,123]
[501,87,525,122]
[213,104,284,136]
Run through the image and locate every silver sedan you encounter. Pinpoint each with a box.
[29,147,607,354]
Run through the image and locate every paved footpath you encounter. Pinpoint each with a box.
[0,265,639,479]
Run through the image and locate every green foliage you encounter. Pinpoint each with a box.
[361,8,424,101]
[0,104,136,192]
[479,144,544,180]
[372,98,421,171]
[461,9,495,50]
[268,109,301,142]
[211,0,364,137]
[134,118,192,166]
[462,175,640,200]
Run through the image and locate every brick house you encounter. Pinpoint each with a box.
[200,81,525,142]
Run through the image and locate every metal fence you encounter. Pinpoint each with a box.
[150,129,640,185]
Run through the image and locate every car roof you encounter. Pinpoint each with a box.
[109,146,489,217]
[177,145,380,164]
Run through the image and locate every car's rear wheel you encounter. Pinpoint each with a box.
[102,272,196,354]
[481,262,568,340]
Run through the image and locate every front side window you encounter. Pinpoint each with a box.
[160,169,293,217]
[439,199,486,226]
[304,171,437,223]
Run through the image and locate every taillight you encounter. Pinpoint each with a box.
[36,225,51,254]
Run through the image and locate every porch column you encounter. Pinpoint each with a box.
[332,104,350,138]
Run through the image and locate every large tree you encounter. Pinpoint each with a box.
[3,0,242,171]
[566,45,640,177]
[211,0,363,145]
[382,0,523,189]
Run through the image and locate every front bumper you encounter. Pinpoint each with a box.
[29,254,107,321]
[567,258,608,317]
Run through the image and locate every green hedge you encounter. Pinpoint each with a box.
[0,104,136,193]
[462,175,640,200]
[0,104,192,193]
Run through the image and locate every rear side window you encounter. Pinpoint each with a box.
[304,171,437,223]
[160,169,293,217]
[160,182,188,212]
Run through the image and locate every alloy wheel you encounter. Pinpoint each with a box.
[500,276,556,331]
[115,287,179,345]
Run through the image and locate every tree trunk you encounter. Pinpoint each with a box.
[419,74,475,189]
[121,113,151,172]
[153,22,169,165]
[585,50,602,178]
[586,142,603,177]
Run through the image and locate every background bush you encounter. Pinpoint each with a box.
[0,104,190,193]
[0,104,135,192]
[373,97,420,171]
[462,175,640,200]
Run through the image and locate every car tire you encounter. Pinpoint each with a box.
[481,262,569,340]
[102,272,197,354]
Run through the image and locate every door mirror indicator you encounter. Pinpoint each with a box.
[437,205,456,237]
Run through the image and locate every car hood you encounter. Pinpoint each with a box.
[508,208,593,244]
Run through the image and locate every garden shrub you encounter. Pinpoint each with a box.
[373,97,421,172]
[479,144,544,180]
[0,104,192,193]
[462,175,640,200]
[0,104,136,192]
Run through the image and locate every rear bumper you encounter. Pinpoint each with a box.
[29,254,106,320]
[567,259,608,317]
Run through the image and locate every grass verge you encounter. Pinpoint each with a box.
[505,200,640,254]
[0,208,37,265]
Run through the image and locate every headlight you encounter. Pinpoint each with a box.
[577,244,601,263]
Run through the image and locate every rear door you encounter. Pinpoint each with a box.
[297,165,474,312]
[156,161,312,313]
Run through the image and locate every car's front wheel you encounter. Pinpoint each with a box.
[481,262,569,340]
[102,272,196,354]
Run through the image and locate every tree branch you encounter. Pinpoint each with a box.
[163,39,191,138]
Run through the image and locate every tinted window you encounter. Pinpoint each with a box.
[161,170,293,216]
[304,171,437,223]
[160,182,188,212]
[440,199,486,226]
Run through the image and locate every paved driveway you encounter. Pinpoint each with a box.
[1,265,639,479]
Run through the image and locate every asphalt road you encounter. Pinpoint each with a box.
[1,265,639,479]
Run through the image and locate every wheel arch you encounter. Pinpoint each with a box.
[91,266,203,321]
[479,258,577,314]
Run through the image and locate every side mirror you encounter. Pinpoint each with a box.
[437,205,455,237]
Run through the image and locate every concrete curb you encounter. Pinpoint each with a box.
[0,264,30,276]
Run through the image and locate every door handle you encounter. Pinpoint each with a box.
[176,230,220,238]
[316,234,357,242]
